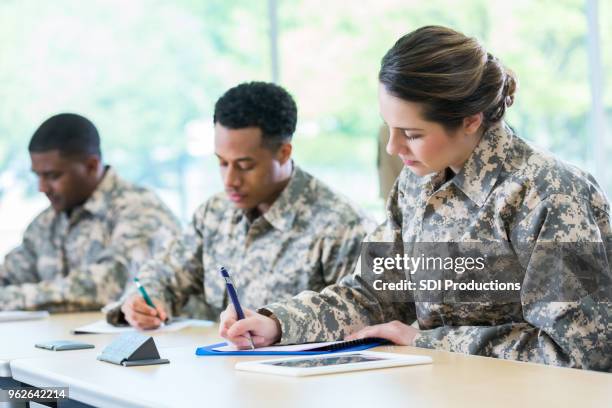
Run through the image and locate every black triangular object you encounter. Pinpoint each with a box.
[97,333,167,366]
[127,336,161,361]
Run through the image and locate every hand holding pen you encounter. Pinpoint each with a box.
[219,305,282,349]
[120,278,169,330]
[219,266,256,349]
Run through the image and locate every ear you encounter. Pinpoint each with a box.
[275,142,292,165]
[83,155,101,175]
[462,113,483,135]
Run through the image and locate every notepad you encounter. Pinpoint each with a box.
[0,311,49,322]
[73,318,213,334]
[97,333,169,366]
[196,337,390,356]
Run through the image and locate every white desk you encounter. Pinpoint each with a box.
[0,312,214,378]
[10,343,612,408]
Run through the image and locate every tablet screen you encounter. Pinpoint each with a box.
[262,354,387,368]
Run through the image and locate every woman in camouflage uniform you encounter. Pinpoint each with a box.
[220,26,611,371]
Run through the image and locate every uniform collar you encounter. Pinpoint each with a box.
[260,163,305,231]
[231,163,305,231]
[80,166,119,217]
[449,122,512,207]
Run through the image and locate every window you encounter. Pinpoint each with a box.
[1,0,609,257]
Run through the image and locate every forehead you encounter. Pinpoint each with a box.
[214,124,266,158]
[30,150,73,171]
[378,84,426,127]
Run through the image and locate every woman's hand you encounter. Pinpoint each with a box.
[219,304,281,349]
[345,320,419,346]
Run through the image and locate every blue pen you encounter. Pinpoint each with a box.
[220,266,255,350]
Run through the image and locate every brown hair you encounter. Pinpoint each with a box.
[379,25,517,130]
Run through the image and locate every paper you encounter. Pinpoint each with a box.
[213,341,343,352]
[0,310,50,322]
[72,318,213,334]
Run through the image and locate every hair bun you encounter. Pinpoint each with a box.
[379,26,518,129]
[503,70,517,108]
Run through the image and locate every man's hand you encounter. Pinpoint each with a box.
[345,320,419,346]
[219,304,281,349]
[120,294,168,330]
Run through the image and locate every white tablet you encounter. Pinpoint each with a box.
[235,351,432,377]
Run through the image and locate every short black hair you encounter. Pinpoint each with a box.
[28,113,101,158]
[213,82,297,149]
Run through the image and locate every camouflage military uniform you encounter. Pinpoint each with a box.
[263,123,612,372]
[0,167,180,312]
[106,165,373,322]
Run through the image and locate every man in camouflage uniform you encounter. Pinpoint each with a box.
[109,82,372,328]
[0,113,180,312]
[223,122,611,372]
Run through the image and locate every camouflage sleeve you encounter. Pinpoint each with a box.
[106,205,206,324]
[263,190,417,344]
[0,201,180,312]
[0,221,40,285]
[264,256,417,345]
[413,194,612,371]
[319,219,370,285]
[136,217,205,316]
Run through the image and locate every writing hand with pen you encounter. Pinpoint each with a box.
[219,304,281,349]
[218,266,281,349]
[120,278,169,330]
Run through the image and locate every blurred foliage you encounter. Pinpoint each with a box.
[0,0,269,198]
[0,0,610,219]
[282,0,610,156]
[281,0,611,194]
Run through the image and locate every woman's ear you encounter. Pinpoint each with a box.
[462,113,483,135]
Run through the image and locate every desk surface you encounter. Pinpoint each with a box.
[0,312,214,377]
[10,341,612,408]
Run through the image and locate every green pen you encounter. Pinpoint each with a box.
[134,277,155,308]
[134,277,167,322]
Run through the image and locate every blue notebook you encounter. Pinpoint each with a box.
[195,337,389,356]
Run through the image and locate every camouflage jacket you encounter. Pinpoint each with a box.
[106,165,373,322]
[264,123,612,372]
[0,167,180,312]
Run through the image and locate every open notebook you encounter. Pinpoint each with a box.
[73,318,213,334]
[195,338,390,356]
